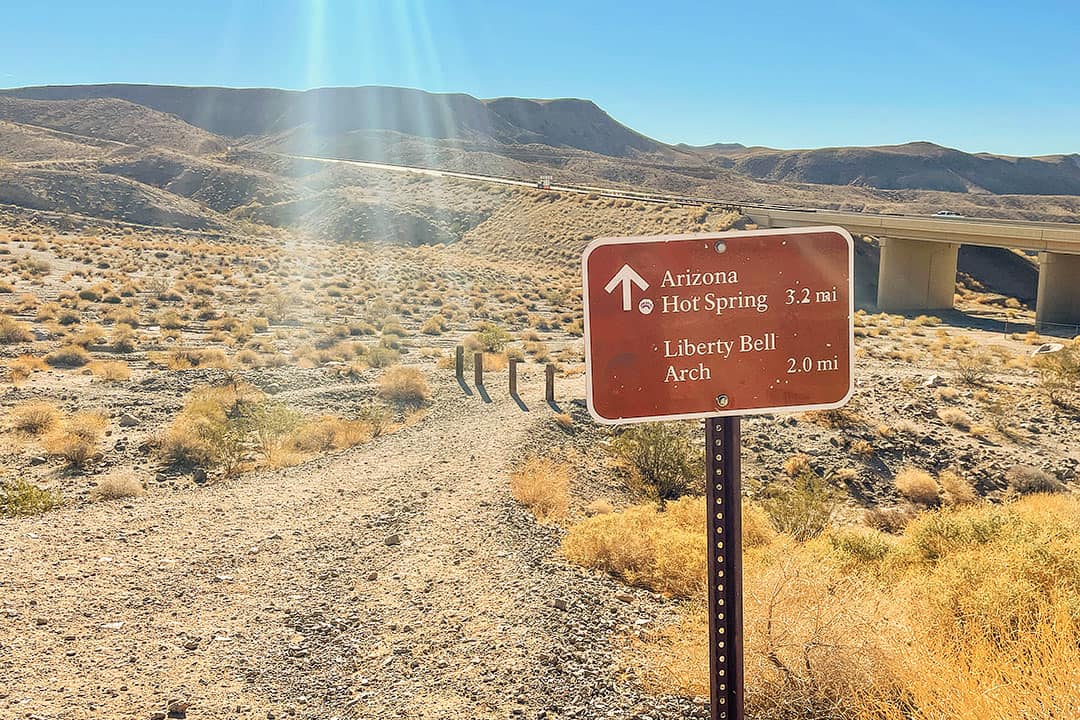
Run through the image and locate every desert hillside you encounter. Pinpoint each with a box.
[4,84,1080,200]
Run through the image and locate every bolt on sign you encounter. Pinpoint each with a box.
[582,226,854,720]
[582,227,854,423]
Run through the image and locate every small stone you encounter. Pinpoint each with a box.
[384,534,401,547]
[366,572,378,581]
[614,594,635,604]
[552,599,568,611]
[183,638,200,650]
[119,413,140,427]
[192,468,207,484]
[29,456,47,466]
[150,712,167,720]
[167,698,189,713]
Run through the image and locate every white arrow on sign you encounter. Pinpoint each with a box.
[604,264,650,311]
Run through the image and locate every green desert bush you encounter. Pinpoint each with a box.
[609,422,702,507]
[759,468,842,540]
[1,478,62,517]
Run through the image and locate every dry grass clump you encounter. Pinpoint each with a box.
[480,352,509,371]
[584,498,614,516]
[782,454,811,477]
[936,407,972,429]
[637,547,899,717]
[161,383,397,476]
[510,457,570,524]
[9,401,61,435]
[864,505,917,534]
[377,366,430,405]
[563,497,704,597]
[891,419,921,436]
[935,386,959,401]
[0,316,33,343]
[162,348,230,370]
[954,348,993,386]
[894,467,940,506]
[801,404,864,429]
[42,410,107,468]
[45,344,91,368]
[287,416,374,453]
[91,471,145,501]
[7,354,47,383]
[1005,464,1063,495]
[938,469,978,506]
[87,360,131,382]
[552,412,573,430]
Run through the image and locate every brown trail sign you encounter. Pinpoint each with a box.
[582,227,854,720]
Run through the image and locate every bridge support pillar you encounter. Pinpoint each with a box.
[876,237,959,311]
[1036,252,1080,331]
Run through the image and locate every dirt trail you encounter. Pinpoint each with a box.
[0,375,693,720]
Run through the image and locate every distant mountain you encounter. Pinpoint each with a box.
[0,96,225,155]
[716,142,1080,195]
[0,84,665,158]
[5,84,1077,196]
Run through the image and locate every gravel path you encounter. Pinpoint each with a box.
[0,374,702,720]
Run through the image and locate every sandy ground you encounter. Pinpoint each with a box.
[0,371,706,720]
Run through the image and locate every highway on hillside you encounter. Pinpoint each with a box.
[281,153,1080,254]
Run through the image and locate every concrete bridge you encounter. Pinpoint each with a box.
[744,208,1080,330]
[283,152,1080,331]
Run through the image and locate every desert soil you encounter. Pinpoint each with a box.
[0,371,701,720]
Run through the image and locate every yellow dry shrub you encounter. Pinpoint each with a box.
[937,407,972,429]
[634,537,901,717]
[42,410,107,468]
[480,352,509,371]
[938,469,978,506]
[562,498,775,598]
[7,354,47,383]
[630,495,1080,719]
[91,471,145,501]
[159,383,265,472]
[10,401,61,435]
[584,498,614,516]
[88,360,131,382]
[894,467,940,506]
[783,453,812,477]
[161,348,230,370]
[0,315,33,343]
[377,366,430,405]
[288,416,373,453]
[510,457,570,524]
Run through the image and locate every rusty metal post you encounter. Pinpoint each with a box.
[474,352,484,387]
[509,358,520,395]
[544,364,555,402]
[706,416,744,720]
[455,345,464,380]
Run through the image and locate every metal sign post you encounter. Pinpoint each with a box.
[706,416,743,720]
[580,227,855,720]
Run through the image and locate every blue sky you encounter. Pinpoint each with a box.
[3,1,1078,155]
